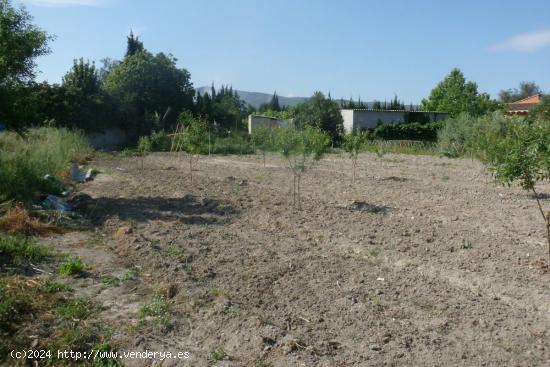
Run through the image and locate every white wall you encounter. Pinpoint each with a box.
[340,109,448,133]
[248,115,288,134]
[341,109,355,134]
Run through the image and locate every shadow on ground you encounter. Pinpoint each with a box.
[71,194,239,225]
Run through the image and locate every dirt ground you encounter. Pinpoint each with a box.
[41,151,550,366]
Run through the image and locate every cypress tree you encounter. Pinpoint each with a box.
[125,31,144,57]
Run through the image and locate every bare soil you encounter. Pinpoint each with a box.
[42,151,550,366]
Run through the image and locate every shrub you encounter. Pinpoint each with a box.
[212,133,254,155]
[437,112,521,158]
[0,127,92,203]
[374,121,444,141]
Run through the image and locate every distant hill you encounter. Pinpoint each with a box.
[196,87,309,109]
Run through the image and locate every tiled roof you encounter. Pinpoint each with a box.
[509,94,541,105]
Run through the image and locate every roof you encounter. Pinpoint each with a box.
[509,94,541,105]
[507,94,542,113]
[341,108,447,114]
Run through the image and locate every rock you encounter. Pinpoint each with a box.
[370,344,382,351]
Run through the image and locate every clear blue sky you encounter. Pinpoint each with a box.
[18,0,550,104]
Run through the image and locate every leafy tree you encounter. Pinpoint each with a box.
[275,125,330,209]
[0,0,52,84]
[293,91,344,143]
[343,132,369,183]
[482,118,550,264]
[422,68,499,117]
[105,49,194,136]
[62,58,101,94]
[61,58,113,131]
[499,82,542,103]
[0,0,52,130]
[98,57,120,82]
[195,84,249,131]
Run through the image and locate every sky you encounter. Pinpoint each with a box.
[17,0,550,104]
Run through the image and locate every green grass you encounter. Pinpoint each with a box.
[0,127,92,203]
[0,276,115,365]
[57,298,93,320]
[0,234,50,264]
[43,280,71,293]
[363,139,439,156]
[121,270,136,282]
[139,293,171,325]
[58,257,85,277]
[210,347,229,362]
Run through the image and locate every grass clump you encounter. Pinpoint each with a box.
[139,293,171,325]
[0,205,62,235]
[0,233,50,264]
[58,256,85,277]
[210,347,229,362]
[57,298,93,320]
[43,280,70,293]
[0,127,92,203]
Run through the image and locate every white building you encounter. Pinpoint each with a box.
[341,109,447,134]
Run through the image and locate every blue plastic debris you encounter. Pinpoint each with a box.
[41,195,71,212]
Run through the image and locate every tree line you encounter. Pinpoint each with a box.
[0,0,544,145]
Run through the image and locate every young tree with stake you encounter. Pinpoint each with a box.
[251,126,275,167]
[343,132,369,183]
[171,117,207,184]
[275,125,330,209]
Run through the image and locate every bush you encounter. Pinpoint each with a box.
[0,127,92,203]
[212,133,254,155]
[374,121,444,141]
[148,130,172,151]
[437,112,521,158]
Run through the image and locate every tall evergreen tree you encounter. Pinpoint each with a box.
[268,92,281,111]
[125,31,144,57]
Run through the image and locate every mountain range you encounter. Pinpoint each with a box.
[196,86,309,109]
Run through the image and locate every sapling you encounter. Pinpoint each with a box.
[275,125,330,209]
[171,117,207,184]
[484,120,550,264]
[251,126,275,167]
[137,135,152,170]
[343,132,369,183]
